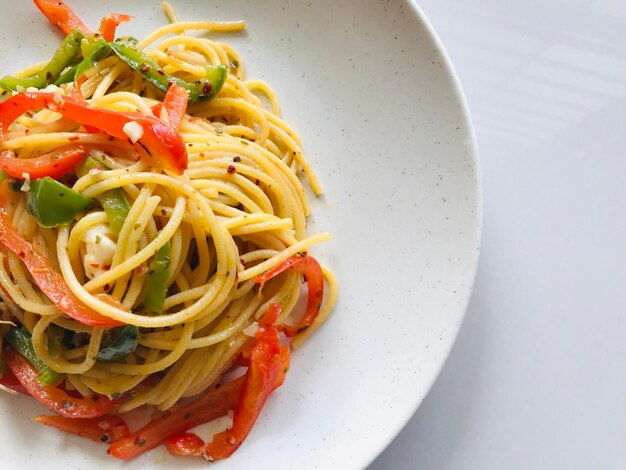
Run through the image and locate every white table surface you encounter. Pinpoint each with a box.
[369,1,626,469]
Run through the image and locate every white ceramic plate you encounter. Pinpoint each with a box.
[0,1,481,468]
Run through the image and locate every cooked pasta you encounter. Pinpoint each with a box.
[0,0,337,461]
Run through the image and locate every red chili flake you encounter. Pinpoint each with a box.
[90,264,100,268]
[255,179,260,185]
[227,165,236,175]
[68,136,80,142]
[134,265,149,276]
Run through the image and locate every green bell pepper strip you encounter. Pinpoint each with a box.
[5,327,59,385]
[0,30,84,92]
[77,157,130,234]
[109,41,227,102]
[97,325,139,362]
[75,39,112,84]
[100,189,131,234]
[143,241,171,314]
[27,177,95,228]
[54,64,80,85]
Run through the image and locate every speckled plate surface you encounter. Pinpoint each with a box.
[0,1,481,468]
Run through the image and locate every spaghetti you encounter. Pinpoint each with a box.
[0,0,337,461]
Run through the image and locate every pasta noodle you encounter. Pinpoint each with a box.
[0,0,337,461]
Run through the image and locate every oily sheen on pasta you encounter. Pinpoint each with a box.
[0,0,337,462]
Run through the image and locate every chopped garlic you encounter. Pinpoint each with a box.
[242,321,258,337]
[41,84,61,93]
[82,224,117,279]
[20,173,30,192]
[123,121,144,143]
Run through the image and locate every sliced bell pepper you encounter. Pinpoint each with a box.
[0,367,28,394]
[109,41,227,103]
[142,241,170,314]
[0,145,91,180]
[97,324,139,362]
[99,188,131,234]
[107,376,244,460]
[54,63,80,85]
[4,348,120,418]
[33,0,90,36]
[99,14,133,42]
[0,30,83,92]
[255,255,324,337]
[165,304,290,461]
[27,176,95,228]
[4,327,59,385]
[161,82,188,131]
[76,157,131,234]
[0,184,122,327]
[0,91,187,174]
[35,414,130,443]
[165,432,205,456]
[75,39,111,85]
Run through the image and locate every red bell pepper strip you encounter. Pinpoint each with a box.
[165,304,290,461]
[5,348,120,418]
[0,144,91,180]
[255,255,324,337]
[35,414,130,443]
[0,183,122,327]
[0,367,28,395]
[165,432,205,456]
[33,0,90,36]
[161,83,189,131]
[107,376,244,460]
[98,14,133,42]
[0,92,187,174]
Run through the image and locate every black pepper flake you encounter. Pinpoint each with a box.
[100,435,109,442]
[233,156,241,163]
[140,64,151,73]
[134,437,146,447]
[227,165,236,174]
[62,400,75,409]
